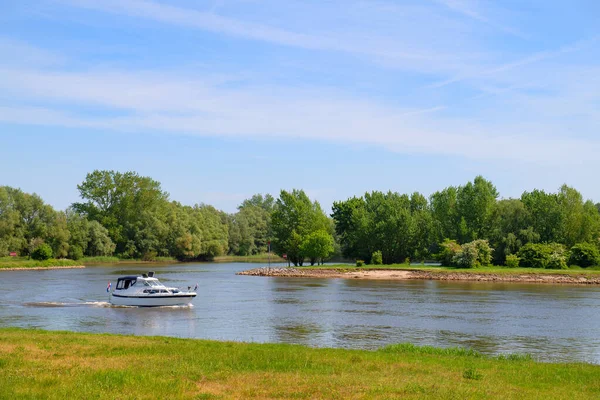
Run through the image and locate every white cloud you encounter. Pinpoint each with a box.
[1,63,599,165]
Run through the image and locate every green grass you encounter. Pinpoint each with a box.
[0,328,599,399]
[0,258,82,269]
[312,263,600,277]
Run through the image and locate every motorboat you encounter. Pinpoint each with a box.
[108,271,197,307]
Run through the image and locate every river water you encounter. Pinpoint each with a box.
[2,262,600,364]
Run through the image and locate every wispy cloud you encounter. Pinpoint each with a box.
[427,35,599,89]
[56,0,481,75]
[1,1,599,170]
[1,59,598,165]
[435,0,526,38]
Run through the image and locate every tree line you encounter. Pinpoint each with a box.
[1,171,600,267]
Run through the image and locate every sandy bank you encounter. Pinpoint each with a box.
[237,267,600,285]
[0,265,86,271]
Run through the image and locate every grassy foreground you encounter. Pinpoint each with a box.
[1,329,599,399]
[317,263,600,277]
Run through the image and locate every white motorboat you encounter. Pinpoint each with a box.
[108,272,197,307]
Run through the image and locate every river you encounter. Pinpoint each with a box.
[2,262,600,364]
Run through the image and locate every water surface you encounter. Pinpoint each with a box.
[1,262,600,364]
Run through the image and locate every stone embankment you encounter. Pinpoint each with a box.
[237,267,600,284]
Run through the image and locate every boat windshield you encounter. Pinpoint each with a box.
[142,280,162,287]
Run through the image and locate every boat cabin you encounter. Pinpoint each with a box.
[115,276,138,290]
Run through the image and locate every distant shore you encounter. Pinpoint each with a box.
[0,265,86,271]
[238,266,600,284]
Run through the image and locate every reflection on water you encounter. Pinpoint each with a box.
[1,262,600,364]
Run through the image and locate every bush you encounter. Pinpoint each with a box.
[569,243,600,268]
[356,260,365,267]
[31,243,53,261]
[518,243,566,269]
[452,240,493,268]
[437,239,461,266]
[547,251,568,270]
[68,245,84,261]
[505,254,520,268]
[371,251,383,265]
[453,243,479,268]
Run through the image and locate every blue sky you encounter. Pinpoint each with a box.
[1,0,599,213]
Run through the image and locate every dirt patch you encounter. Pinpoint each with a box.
[237,267,600,285]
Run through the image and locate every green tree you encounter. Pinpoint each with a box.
[300,229,334,265]
[430,186,459,243]
[73,170,170,258]
[455,176,498,243]
[87,220,116,256]
[272,190,331,266]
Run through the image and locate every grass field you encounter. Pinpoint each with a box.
[0,328,599,399]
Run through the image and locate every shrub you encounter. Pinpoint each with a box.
[68,245,84,261]
[453,240,493,268]
[437,239,461,266]
[31,243,53,261]
[371,251,383,265]
[569,243,600,268]
[518,243,566,269]
[505,254,520,268]
[356,260,365,267]
[453,243,479,268]
[547,251,568,270]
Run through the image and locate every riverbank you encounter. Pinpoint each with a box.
[0,258,85,271]
[238,265,600,284]
[1,328,598,399]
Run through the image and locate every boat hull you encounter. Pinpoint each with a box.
[109,293,196,307]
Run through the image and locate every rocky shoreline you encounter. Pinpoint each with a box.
[237,267,600,285]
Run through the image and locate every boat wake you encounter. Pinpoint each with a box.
[23,301,194,309]
[24,301,113,308]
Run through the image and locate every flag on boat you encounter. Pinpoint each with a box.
[194,283,198,291]
[106,281,111,292]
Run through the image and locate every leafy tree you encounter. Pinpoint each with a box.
[521,190,562,243]
[300,229,334,265]
[272,189,331,266]
[487,199,530,264]
[87,220,116,256]
[73,170,170,258]
[430,186,459,243]
[228,194,273,256]
[0,186,69,257]
[455,176,498,243]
